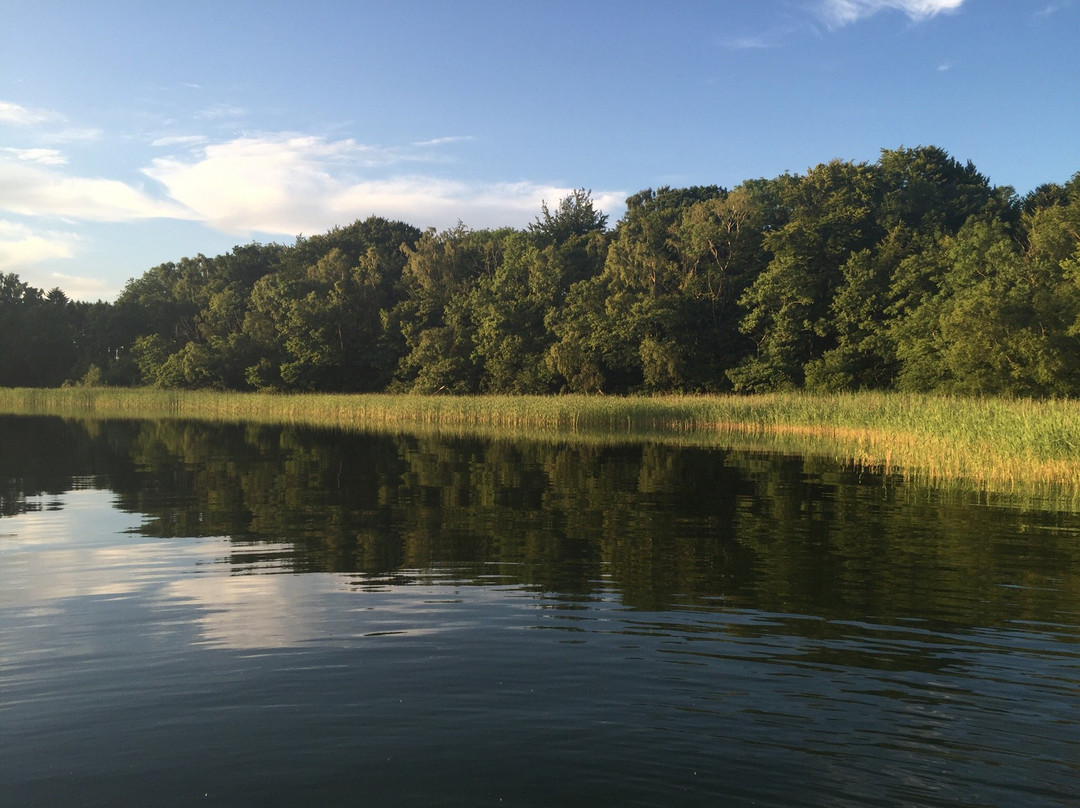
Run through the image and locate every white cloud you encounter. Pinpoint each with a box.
[196,103,246,119]
[817,0,965,26]
[47,271,112,300]
[0,157,194,222]
[412,135,476,147]
[40,127,103,144]
[151,134,209,148]
[3,147,68,166]
[332,177,624,232]
[0,100,61,126]
[0,126,622,245]
[0,99,98,144]
[144,135,352,234]
[0,219,78,270]
[145,133,625,235]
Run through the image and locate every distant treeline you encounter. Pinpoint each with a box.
[4,146,1080,396]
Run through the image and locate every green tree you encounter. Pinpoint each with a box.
[469,193,611,394]
[391,226,504,392]
[0,273,82,386]
[729,161,882,391]
[528,188,609,247]
[891,218,1080,395]
[548,186,730,393]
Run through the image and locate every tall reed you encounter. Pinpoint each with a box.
[3,387,1080,497]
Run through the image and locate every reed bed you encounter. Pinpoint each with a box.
[4,387,1080,498]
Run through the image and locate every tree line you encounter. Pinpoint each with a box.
[4,145,1080,396]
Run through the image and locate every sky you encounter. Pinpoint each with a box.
[1,0,1077,300]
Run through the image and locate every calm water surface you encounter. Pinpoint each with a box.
[1,416,1078,807]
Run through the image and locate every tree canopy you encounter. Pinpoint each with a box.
[5,148,1080,398]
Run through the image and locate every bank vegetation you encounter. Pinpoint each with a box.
[4,387,1080,498]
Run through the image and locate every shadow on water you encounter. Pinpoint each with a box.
[5,415,1079,628]
[2,415,1079,808]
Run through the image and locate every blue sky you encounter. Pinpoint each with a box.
[1,0,1077,300]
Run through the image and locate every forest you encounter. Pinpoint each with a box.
[3,145,1080,397]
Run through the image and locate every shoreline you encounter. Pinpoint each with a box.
[3,387,1080,499]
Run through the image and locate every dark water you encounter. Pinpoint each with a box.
[1,416,1078,807]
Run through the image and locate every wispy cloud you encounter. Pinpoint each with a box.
[0,100,62,126]
[724,34,778,50]
[0,101,100,144]
[0,156,194,222]
[2,147,68,166]
[816,0,965,27]
[196,103,246,120]
[40,127,102,144]
[412,135,475,147]
[150,134,210,148]
[144,133,623,236]
[724,1,962,50]
[0,127,620,239]
[0,220,79,271]
[1034,2,1071,19]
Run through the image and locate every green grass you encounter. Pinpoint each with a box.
[4,387,1080,498]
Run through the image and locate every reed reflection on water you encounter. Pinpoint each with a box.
[1,416,1078,807]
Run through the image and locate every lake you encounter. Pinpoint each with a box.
[1,415,1078,807]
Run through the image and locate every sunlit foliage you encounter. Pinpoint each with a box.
[3,149,1080,397]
